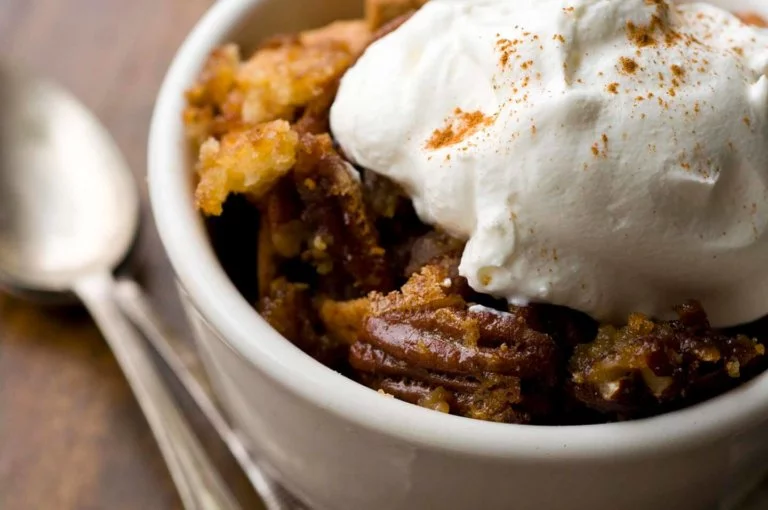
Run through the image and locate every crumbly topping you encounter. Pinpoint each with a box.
[195,121,298,216]
[183,23,370,149]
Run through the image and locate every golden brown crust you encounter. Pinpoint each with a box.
[184,24,367,148]
[194,120,298,216]
[236,42,352,126]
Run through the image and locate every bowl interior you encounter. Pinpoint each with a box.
[150,0,768,460]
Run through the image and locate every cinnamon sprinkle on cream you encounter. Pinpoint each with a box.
[619,56,639,74]
[426,108,494,150]
[670,64,686,79]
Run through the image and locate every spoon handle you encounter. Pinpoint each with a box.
[112,279,304,510]
[74,272,241,510]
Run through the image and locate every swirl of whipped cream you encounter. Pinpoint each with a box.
[330,0,768,327]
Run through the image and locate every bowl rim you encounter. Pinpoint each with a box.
[148,0,768,461]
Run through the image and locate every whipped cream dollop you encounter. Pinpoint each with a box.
[330,0,768,327]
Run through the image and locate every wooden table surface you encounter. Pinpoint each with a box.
[0,1,220,508]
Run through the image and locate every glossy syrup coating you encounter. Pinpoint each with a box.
[570,302,766,419]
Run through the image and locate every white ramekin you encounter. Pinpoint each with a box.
[149,1,768,508]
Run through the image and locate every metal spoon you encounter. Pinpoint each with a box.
[0,66,240,510]
[114,280,309,510]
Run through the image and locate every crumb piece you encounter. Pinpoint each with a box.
[195,121,298,216]
[238,40,354,125]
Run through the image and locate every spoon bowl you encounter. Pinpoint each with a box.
[0,66,138,294]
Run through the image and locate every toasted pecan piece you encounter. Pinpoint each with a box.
[569,301,766,416]
[237,39,354,125]
[351,342,521,395]
[363,306,557,380]
[353,263,559,381]
[258,277,311,344]
[369,263,465,314]
[294,132,391,294]
[359,373,529,424]
[320,261,557,421]
[365,0,428,30]
[318,262,462,345]
[195,120,298,216]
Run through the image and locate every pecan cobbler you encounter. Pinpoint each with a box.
[184,0,768,424]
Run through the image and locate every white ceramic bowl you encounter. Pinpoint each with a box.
[149,1,768,509]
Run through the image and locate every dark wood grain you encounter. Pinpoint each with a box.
[0,1,217,509]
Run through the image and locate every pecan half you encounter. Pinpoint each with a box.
[325,262,560,422]
[363,306,557,381]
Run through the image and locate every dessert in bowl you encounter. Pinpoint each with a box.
[150,0,768,508]
[187,0,768,423]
